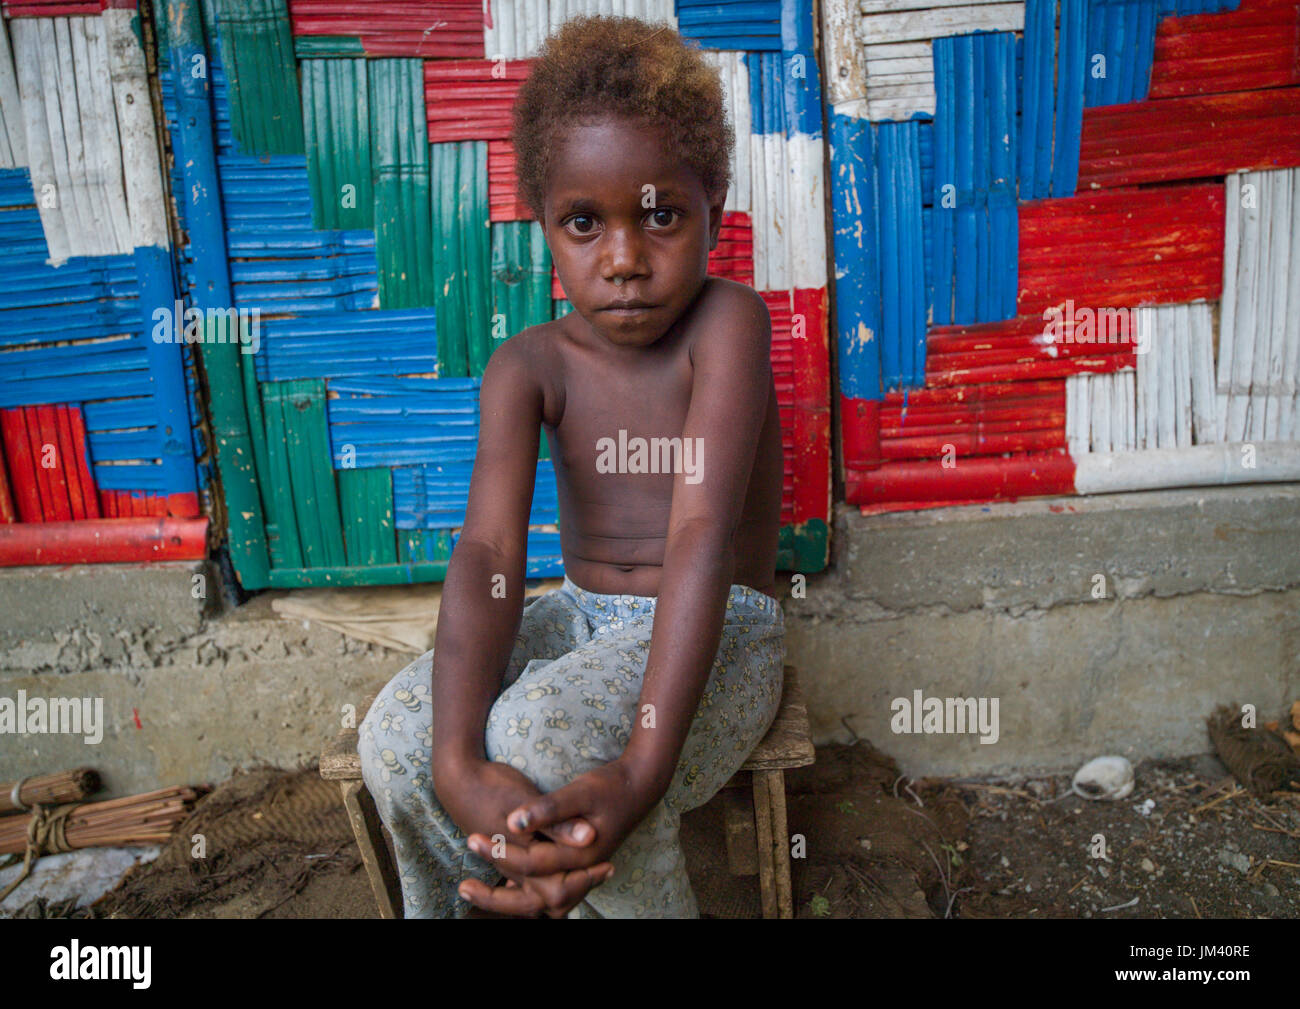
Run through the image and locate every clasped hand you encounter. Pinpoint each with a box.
[444,757,658,918]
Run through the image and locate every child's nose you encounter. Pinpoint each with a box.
[602,225,647,278]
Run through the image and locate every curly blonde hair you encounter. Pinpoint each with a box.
[511,15,734,222]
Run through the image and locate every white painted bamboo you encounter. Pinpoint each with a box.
[1282,173,1300,441]
[106,9,169,252]
[1189,301,1217,444]
[703,51,751,216]
[1262,168,1291,440]
[1216,172,1241,442]
[0,18,25,169]
[1074,442,1300,494]
[1217,167,1300,445]
[855,2,1024,46]
[11,14,165,263]
[787,132,827,289]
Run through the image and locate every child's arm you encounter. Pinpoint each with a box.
[483,284,774,884]
[428,335,555,842]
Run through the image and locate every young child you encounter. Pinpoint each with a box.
[358,13,786,918]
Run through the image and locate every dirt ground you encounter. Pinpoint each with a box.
[13,743,1297,920]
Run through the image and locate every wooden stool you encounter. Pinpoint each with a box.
[321,665,814,919]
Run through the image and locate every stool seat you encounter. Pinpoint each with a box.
[322,665,813,918]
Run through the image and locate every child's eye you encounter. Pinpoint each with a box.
[564,214,598,236]
[646,208,679,229]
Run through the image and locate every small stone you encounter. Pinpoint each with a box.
[1140,858,1156,873]
[1218,849,1251,874]
[1261,883,1280,898]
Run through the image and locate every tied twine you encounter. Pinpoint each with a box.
[0,803,78,904]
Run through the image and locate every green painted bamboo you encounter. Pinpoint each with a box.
[370,59,436,308]
[261,382,304,568]
[490,220,552,367]
[430,141,491,376]
[302,58,372,232]
[339,468,397,566]
[267,562,450,588]
[294,35,365,57]
[209,0,304,155]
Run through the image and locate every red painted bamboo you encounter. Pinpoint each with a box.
[880,429,1066,459]
[0,410,40,521]
[1077,88,1300,189]
[846,451,1077,505]
[0,442,14,524]
[0,517,209,566]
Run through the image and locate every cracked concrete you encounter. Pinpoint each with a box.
[782,485,1300,775]
[0,567,414,796]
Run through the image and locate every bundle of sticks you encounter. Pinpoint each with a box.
[0,768,101,815]
[0,785,202,856]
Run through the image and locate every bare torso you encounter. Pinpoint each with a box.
[528,278,783,599]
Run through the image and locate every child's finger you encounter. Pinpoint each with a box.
[467,831,600,878]
[524,863,615,915]
[550,816,596,846]
[507,785,586,834]
[458,877,544,917]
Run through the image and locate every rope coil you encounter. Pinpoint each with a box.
[0,803,79,904]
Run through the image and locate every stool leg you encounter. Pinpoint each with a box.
[752,769,794,919]
[751,770,777,918]
[766,769,793,919]
[340,779,403,919]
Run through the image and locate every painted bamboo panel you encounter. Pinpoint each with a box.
[211,0,305,156]
[927,312,1137,386]
[1078,88,1300,189]
[393,459,558,528]
[289,0,485,57]
[338,466,397,566]
[253,308,438,382]
[1018,185,1225,315]
[370,58,437,308]
[857,0,1024,45]
[302,57,372,231]
[423,58,533,142]
[1149,0,1297,99]
[6,12,168,263]
[327,377,480,469]
[263,379,348,569]
[0,403,99,521]
[431,140,491,377]
[1218,168,1300,442]
[1067,303,1216,454]
[702,50,751,214]
[930,30,1018,326]
[678,0,780,48]
[490,220,551,367]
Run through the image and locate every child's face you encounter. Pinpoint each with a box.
[540,114,724,349]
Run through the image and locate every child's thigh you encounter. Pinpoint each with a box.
[359,650,435,791]
[484,630,647,792]
[663,618,785,813]
[502,586,593,686]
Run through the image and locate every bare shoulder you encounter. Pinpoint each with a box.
[480,321,565,425]
[688,278,772,362]
[695,277,769,323]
